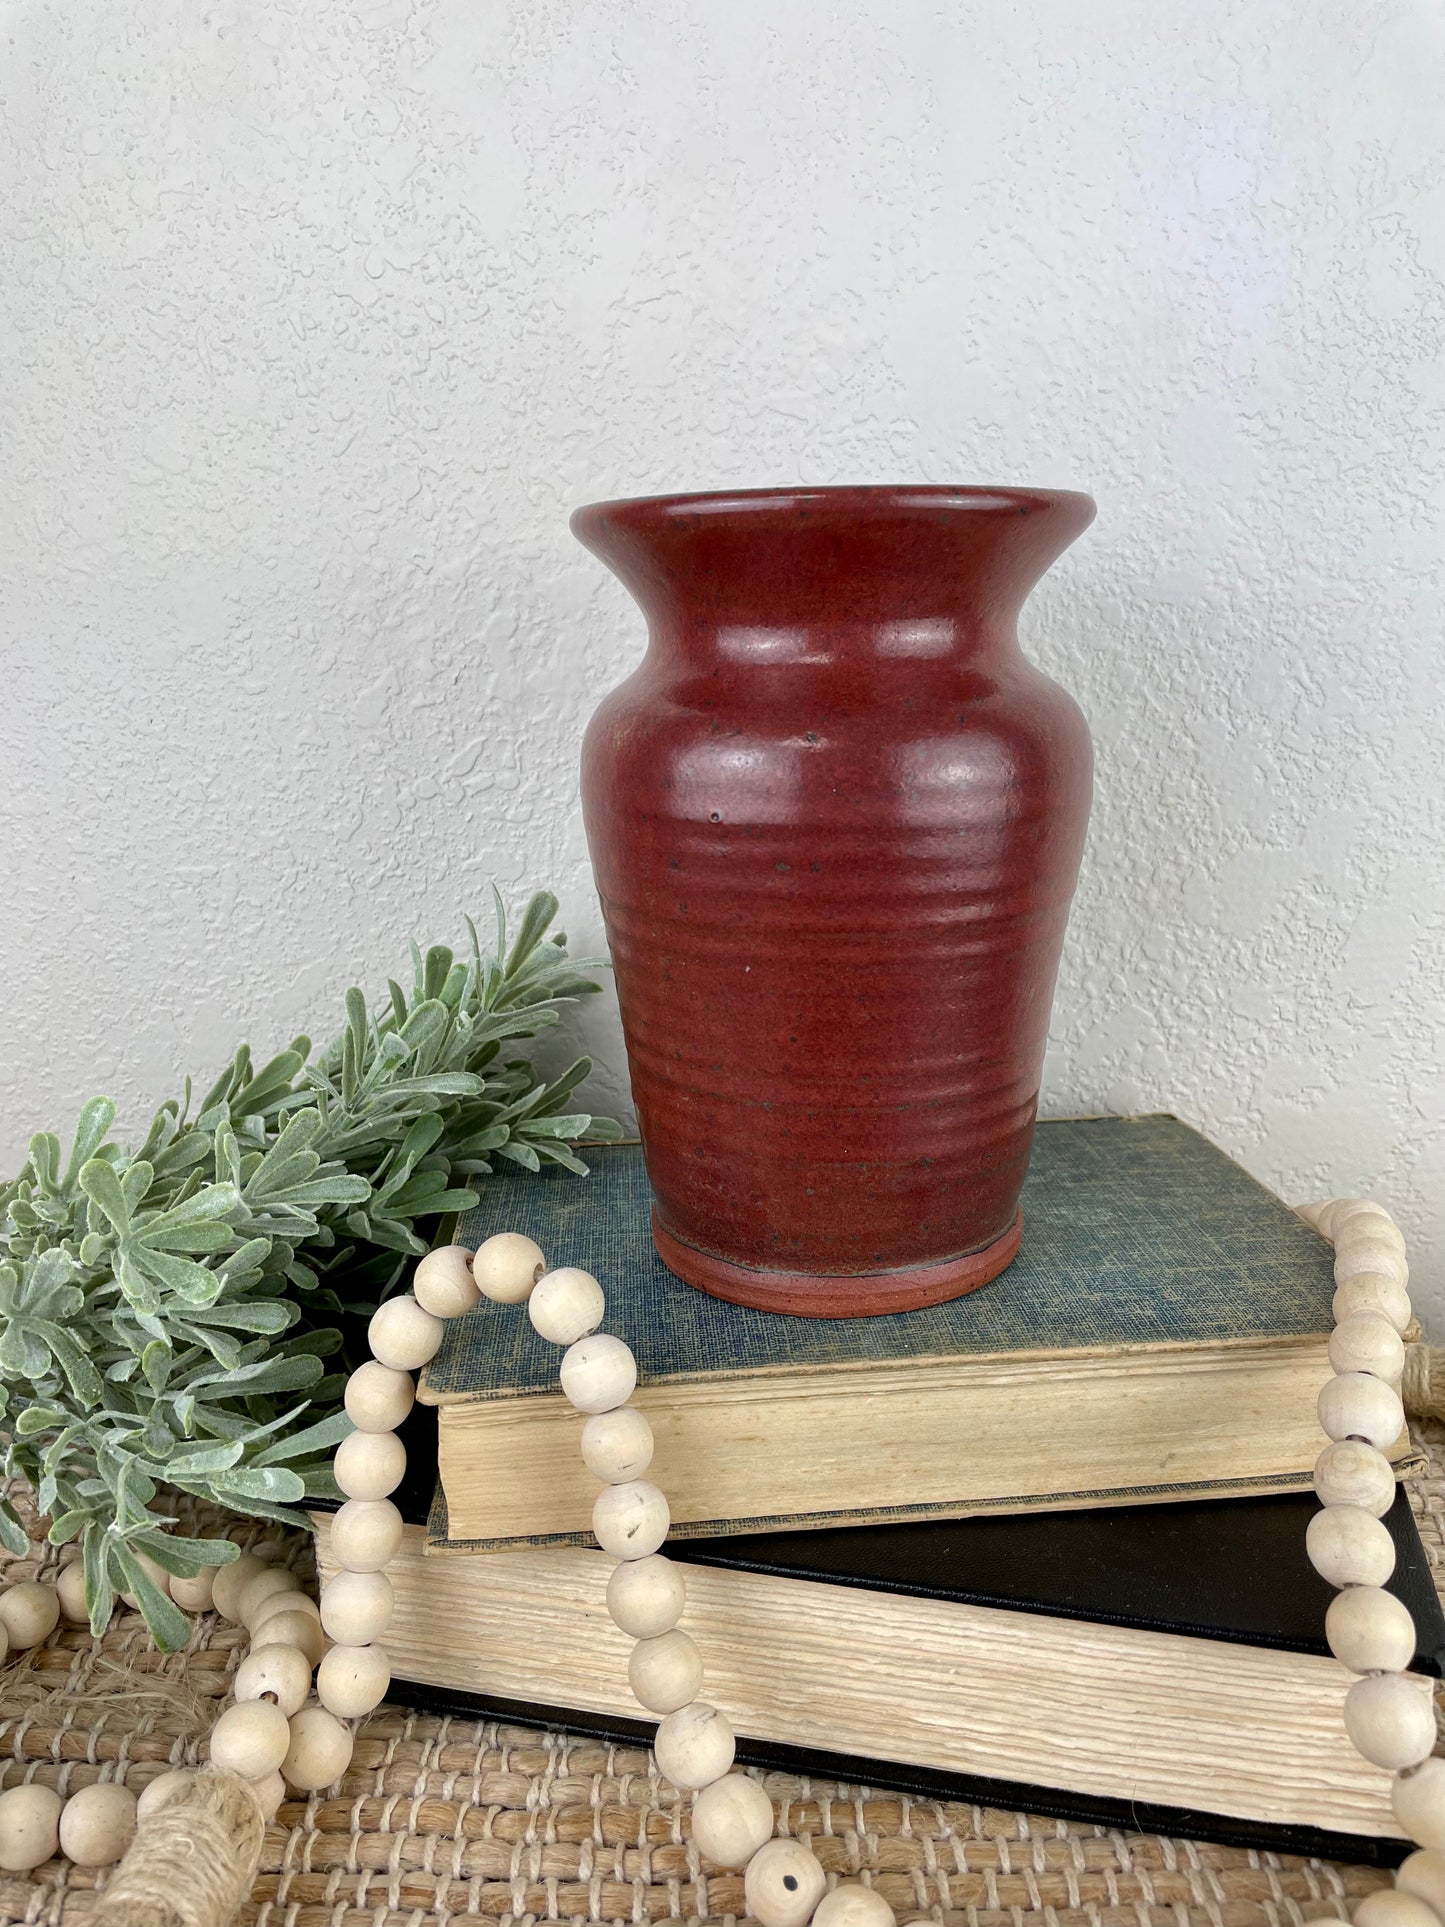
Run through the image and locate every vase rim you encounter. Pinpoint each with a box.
[572,483,1095,542]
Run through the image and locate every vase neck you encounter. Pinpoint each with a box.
[572,486,1095,667]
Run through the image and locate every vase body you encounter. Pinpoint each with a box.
[575,485,1094,1317]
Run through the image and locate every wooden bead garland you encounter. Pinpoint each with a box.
[454,1228,898,1927]
[0,1525,326,1878]
[6,1194,1429,1927]
[1297,1196,1445,1920]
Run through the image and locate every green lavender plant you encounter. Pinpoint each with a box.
[0,892,620,1648]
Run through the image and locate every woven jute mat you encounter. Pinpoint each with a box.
[11,1430,1445,1927]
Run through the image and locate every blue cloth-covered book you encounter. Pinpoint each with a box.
[419,1114,1418,1547]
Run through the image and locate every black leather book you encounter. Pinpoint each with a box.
[316,1429,1445,1867]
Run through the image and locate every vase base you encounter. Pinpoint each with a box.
[649,1208,1023,1318]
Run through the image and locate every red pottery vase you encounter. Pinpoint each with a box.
[575,485,1094,1317]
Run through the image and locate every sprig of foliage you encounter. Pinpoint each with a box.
[0,892,620,1648]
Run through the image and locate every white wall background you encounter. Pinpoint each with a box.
[3,3,1443,1319]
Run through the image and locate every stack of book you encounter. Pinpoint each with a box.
[313,1115,1441,1866]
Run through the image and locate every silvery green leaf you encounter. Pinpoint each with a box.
[519,1114,593,1140]
[119,1160,155,1216]
[79,1159,132,1233]
[251,1409,354,1465]
[0,1321,51,1376]
[504,892,560,977]
[493,1140,541,1172]
[141,1183,242,1238]
[62,1097,118,1190]
[130,1529,237,1575]
[191,1353,322,1399]
[82,1529,115,1635]
[211,1463,305,1503]
[14,1404,68,1436]
[530,1142,590,1176]
[0,1498,31,1557]
[28,1133,61,1196]
[156,1440,245,1479]
[126,1245,223,1305]
[112,1542,191,1650]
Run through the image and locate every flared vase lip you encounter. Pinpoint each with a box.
[571,482,1096,547]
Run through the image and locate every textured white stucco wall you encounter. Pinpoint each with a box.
[3,4,1443,1317]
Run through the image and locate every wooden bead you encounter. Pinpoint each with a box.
[0,1783,63,1872]
[744,1836,828,1927]
[691,1772,774,1868]
[1354,1890,1442,1927]
[344,1360,415,1433]
[813,1885,898,1927]
[1337,1239,1408,1290]
[414,1244,481,1319]
[317,1642,391,1718]
[1335,1274,1412,1335]
[56,1560,91,1625]
[334,1429,406,1500]
[655,1701,736,1790]
[629,1629,704,1714]
[136,1768,194,1822]
[212,1551,268,1623]
[58,1782,137,1867]
[251,1588,321,1634]
[1398,1759,1445,1849]
[607,1554,686,1637]
[1314,1440,1397,1517]
[1338,1223,1408,1271]
[239,1566,301,1629]
[210,1698,291,1777]
[529,1266,605,1345]
[1330,1313,1406,1383]
[474,1232,548,1305]
[562,1334,638,1415]
[257,1607,325,1667]
[583,1407,656,1483]
[282,1705,354,1792]
[1344,1673,1437,1769]
[593,1480,670,1559]
[1326,1585,1418,1673]
[1319,1197,1373,1239]
[251,1769,287,1821]
[1336,1208,1407,1250]
[1332,1198,1399,1238]
[169,1566,217,1613]
[331,1498,405,1573]
[369,1294,444,1372]
[320,1569,394,1644]
[1318,1372,1405,1449]
[0,1580,60,1649]
[1397,1851,1445,1918]
[235,1640,313,1717]
[1306,1505,1396,1588]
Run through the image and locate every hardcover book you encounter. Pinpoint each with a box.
[418,1114,1417,1547]
[314,1481,1445,1864]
